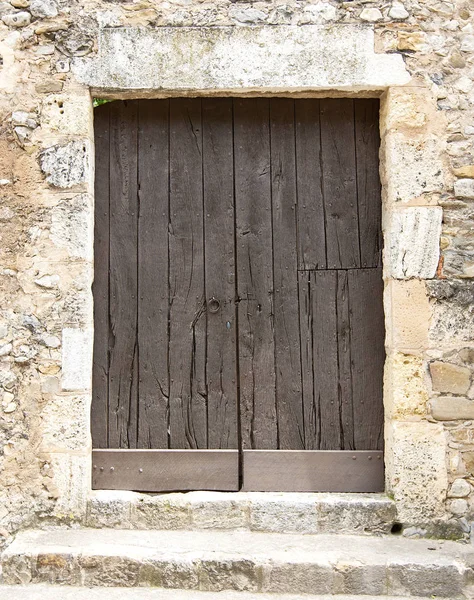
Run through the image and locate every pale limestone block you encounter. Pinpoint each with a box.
[61,328,93,391]
[87,490,136,528]
[72,26,410,92]
[383,133,444,203]
[189,492,248,530]
[382,87,431,131]
[430,396,474,421]
[387,279,431,353]
[29,0,57,18]
[453,165,474,178]
[450,499,468,515]
[389,2,409,20]
[50,194,93,261]
[387,207,442,279]
[454,178,474,198]
[360,8,383,22]
[47,453,89,519]
[2,11,30,27]
[448,478,471,498]
[40,394,89,451]
[41,93,92,137]
[131,494,191,529]
[385,353,429,418]
[429,361,471,394]
[385,421,448,521]
[40,140,89,189]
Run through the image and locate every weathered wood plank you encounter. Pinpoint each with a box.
[348,268,385,450]
[137,99,170,449]
[92,103,110,449]
[234,98,277,450]
[355,99,382,268]
[92,450,239,491]
[242,450,384,492]
[108,100,139,449]
[295,99,326,270]
[270,98,304,450]
[336,270,355,450]
[169,98,207,450]
[320,99,360,269]
[202,98,238,449]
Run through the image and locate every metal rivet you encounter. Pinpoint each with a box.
[378,455,382,460]
[93,465,97,470]
[100,467,104,472]
[352,456,356,460]
[368,456,372,460]
[139,468,143,473]
[110,467,115,472]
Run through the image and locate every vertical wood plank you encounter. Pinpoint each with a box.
[336,270,355,450]
[234,98,277,450]
[355,99,382,268]
[311,271,340,450]
[320,99,360,269]
[270,98,304,450]
[202,98,238,450]
[169,98,207,450]
[137,100,170,449]
[298,271,315,448]
[295,99,326,270]
[348,268,385,450]
[108,100,139,449]
[92,103,110,449]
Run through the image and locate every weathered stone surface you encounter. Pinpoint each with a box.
[72,26,410,92]
[29,0,57,18]
[61,328,93,391]
[387,207,442,279]
[453,165,474,178]
[50,195,93,260]
[360,8,383,22]
[388,280,431,353]
[449,499,468,516]
[35,81,64,94]
[431,396,474,421]
[40,141,89,188]
[3,528,473,596]
[2,11,30,27]
[454,178,474,198]
[385,353,429,418]
[389,2,409,20]
[448,478,471,498]
[429,361,471,394]
[385,421,448,522]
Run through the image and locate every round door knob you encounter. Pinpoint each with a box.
[208,297,220,313]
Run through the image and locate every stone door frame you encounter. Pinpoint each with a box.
[46,24,447,526]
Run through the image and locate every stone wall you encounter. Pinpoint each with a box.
[0,0,473,544]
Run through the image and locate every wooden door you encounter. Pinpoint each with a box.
[92,98,384,493]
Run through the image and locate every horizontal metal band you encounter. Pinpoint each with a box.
[92,449,239,492]
[242,450,384,493]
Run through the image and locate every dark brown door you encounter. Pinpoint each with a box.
[92,98,385,493]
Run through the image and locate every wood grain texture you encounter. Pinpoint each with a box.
[242,450,384,492]
[348,268,385,450]
[355,99,382,268]
[108,100,139,449]
[169,98,207,449]
[92,103,110,449]
[320,99,360,269]
[270,98,304,450]
[93,449,239,491]
[295,99,326,270]
[137,100,170,449]
[202,98,238,449]
[234,98,277,450]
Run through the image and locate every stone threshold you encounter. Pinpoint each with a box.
[86,491,397,535]
[2,529,472,597]
[0,587,436,600]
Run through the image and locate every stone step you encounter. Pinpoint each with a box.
[86,491,397,535]
[2,529,474,598]
[0,586,435,600]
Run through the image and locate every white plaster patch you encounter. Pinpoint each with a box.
[387,207,442,279]
[73,25,410,92]
[50,194,93,261]
[61,328,93,391]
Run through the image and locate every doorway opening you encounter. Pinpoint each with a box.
[91,97,384,493]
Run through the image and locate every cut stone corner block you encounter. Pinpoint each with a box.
[61,327,93,391]
[72,25,410,93]
[386,206,442,279]
[40,140,90,189]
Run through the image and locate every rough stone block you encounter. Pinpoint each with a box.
[385,353,429,419]
[72,26,409,92]
[131,495,191,530]
[448,478,471,498]
[50,194,93,261]
[387,561,466,598]
[41,93,92,137]
[431,396,474,421]
[40,141,89,188]
[427,280,474,346]
[387,207,442,279]
[40,394,89,451]
[47,453,89,518]
[316,495,396,535]
[138,558,198,589]
[30,0,58,18]
[61,328,93,391]
[387,279,431,353]
[199,559,260,592]
[86,490,135,528]
[429,361,471,394]
[385,421,448,522]
[261,561,333,594]
[189,492,248,530]
[454,178,474,199]
[249,496,319,534]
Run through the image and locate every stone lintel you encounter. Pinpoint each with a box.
[72,25,410,93]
